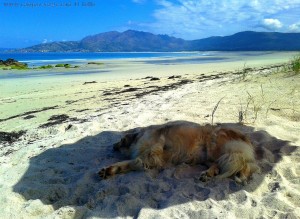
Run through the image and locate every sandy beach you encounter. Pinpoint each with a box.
[0,52,299,218]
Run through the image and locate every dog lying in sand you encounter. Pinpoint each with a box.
[98,121,259,184]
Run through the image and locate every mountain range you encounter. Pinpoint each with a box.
[16,30,300,52]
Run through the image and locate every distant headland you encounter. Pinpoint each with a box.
[5,30,300,52]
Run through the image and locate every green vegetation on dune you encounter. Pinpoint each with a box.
[0,59,81,71]
[55,64,65,67]
[55,63,79,68]
[55,63,73,68]
[279,54,300,75]
[87,62,104,65]
[0,64,27,70]
[38,64,54,69]
[0,58,29,70]
[291,55,300,74]
[10,65,29,70]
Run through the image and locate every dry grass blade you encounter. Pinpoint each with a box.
[211,97,225,125]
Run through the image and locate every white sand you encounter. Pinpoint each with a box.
[0,52,299,218]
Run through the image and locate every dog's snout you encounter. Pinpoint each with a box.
[113,143,120,151]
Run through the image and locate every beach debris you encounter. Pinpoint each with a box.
[150,77,160,81]
[65,124,73,131]
[268,182,281,192]
[83,81,97,85]
[198,74,224,82]
[48,114,69,121]
[0,130,26,144]
[168,75,181,79]
[65,95,96,104]
[39,114,70,128]
[270,108,281,111]
[101,76,194,100]
[144,76,160,81]
[120,87,140,93]
[102,91,113,96]
[23,115,36,120]
[66,100,79,104]
[87,62,104,65]
[135,79,193,98]
[75,109,89,113]
[103,87,141,96]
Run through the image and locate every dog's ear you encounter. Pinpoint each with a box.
[217,130,228,138]
[125,133,138,146]
[113,133,139,151]
[218,129,251,144]
[113,140,122,151]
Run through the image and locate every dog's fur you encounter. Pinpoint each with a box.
[98,121,259,184]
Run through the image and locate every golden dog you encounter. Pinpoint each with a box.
[98,121,259,184]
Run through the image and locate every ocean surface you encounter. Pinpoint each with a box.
[0,52,222,66]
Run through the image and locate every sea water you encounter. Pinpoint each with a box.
[0,52,217,66]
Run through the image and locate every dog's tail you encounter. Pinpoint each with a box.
[216,140,260,179]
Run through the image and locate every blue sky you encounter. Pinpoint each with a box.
[1,0,300,48]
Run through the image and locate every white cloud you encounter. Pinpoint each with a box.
[262,18,283,30]
[148,0,257,38]
[136,0,300,39]
[42,39,52,44]
[289,22,300,32]
[248,0,300,14]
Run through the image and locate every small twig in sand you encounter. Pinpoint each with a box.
[246,91,260,122]
[238,99,243,124]
[238,110,244,124]
[266,100,277,117]
[211,97,225,125]
[260,84,265,101]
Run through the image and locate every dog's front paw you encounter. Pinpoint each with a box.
[98,167,111,179]
[234,175,248,185]
[198,171,211,182]
[198,164,220,182]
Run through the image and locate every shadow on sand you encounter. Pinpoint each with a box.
[13,123,298,218]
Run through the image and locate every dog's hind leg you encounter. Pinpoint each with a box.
[234,162,260,184]
[98,158,144,179]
